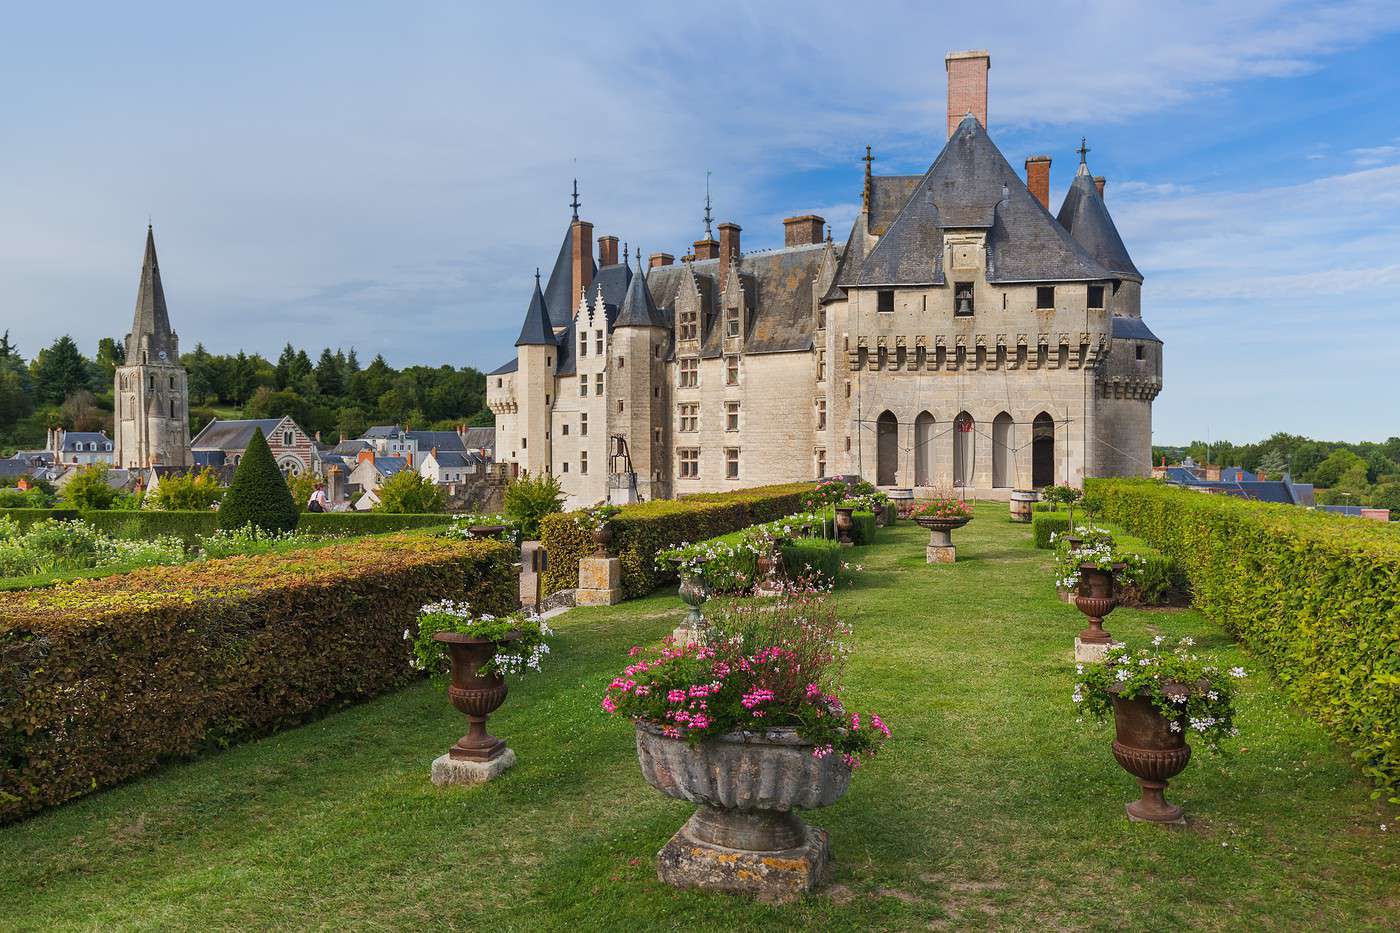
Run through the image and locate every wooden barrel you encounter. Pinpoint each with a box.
[1009,489,1039,523]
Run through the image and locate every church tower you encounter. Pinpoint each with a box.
[113,225,191,469]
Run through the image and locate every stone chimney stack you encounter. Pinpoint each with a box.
[649,252,675,268]
[571,218,594,307]
[1025,155,1051,210]
[945,50,990,138]
[1094,176,1107,199]
[692,237,719,261]
[718,222,741,284]
[597,235,619,266]
[783,215,825,247]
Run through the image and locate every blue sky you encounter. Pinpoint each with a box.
[3,1,1398,444]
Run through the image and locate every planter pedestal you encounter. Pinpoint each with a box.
[431,748,517,786]
[672,574,709,644]
[430,633,517,785]
[1074,636,1112,663]
[576,556,622,606]
[519,541,543,608]
[925,526,956,563]
[657,817,830,902]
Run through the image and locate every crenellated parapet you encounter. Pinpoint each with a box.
[844,330,1109,372]
[1099,375,1162,402]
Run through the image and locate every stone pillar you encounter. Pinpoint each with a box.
[519,541,544,609]
[577,556,623,606]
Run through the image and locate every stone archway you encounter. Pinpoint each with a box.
[992,412,1014,488]
[953,412,975,488]
[1032,412,1055,488]
[876,411,899,486]
[914,411,935,487]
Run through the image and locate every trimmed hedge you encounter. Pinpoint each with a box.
[296,512,452,536]
[1104,526,1186,606]
[0,535,516,823]
[780,537,842,583]
[850,510,877,546]
[539,483,815,599]
[0,509,453,545]
[1087,478,1400,796]
[1033,511,1070,549]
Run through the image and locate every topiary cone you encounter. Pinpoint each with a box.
[218,427,299,533]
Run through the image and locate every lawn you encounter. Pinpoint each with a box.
[1,503,1395,930]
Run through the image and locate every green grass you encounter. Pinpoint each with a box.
[1,504,1395,930]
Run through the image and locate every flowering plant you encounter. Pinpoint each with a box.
[1051,525,1144,592]
[602,594,890,766]
[572,503,621,532]
[1073,637,1245,750]
[406,599,552,678]
[442,513,523,545]
[910,492,974,521]
[802,478,849,510]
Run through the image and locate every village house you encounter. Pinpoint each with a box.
[191,416,317,476]
[45,428,114,466]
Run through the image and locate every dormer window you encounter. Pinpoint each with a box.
[725,304,740,338]
[877,290,894,313]
[955,283,975,316]
[1088,285,1106,309]
[1036,286,1054,310]
[679,308,697,340]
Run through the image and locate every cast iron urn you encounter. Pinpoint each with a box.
[1110,687,1193,824]
[1074,562,1123,645]
[433,631,518,762]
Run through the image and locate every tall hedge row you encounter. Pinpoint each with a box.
[0,535,516,823]
[1087,478,1400,796]
[0,508,451,544]
[539,482,815,599]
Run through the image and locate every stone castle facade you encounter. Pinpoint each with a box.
[484,49,1163,509]
[113,225,192,470]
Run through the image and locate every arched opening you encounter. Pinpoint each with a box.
[953,412,975,487]
[992,412,1014,488]
[876,411,899,486]
[1032,412,1055,488]
[914,411,935,487]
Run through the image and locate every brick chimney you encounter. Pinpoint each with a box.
[1094,176,1106,199]
[649,252,675,268]
[693,237,719,261]
[783,215,825,247]
[571,218,594,306]
[357,448,375,464]
[945,50,990,138]
[1025,155,1051,211]
[718,222,741,284]
[597,235,619,266]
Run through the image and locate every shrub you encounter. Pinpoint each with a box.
[540,483,815,599]
[503,471,565,539]
[297,512,450,536]
[59,464,118,511]
[0,534,516,823]
[1033,511,1069,549]
[779,537,842,585]
[149,468,224,511]
[218,428,298,534]
[0,488,52,509]
[1088,477,1400,798]
[373,469,447,514]
[850,509,877,545]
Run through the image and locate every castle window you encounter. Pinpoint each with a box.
[679,308,697,341]
[595,330,603,355]
[521,437,527,449]
[726,355,739,385]
[546,356,552,367]
[955,283,975,316]
[678,448,699,479]
[579,333,587,357]
[679,403,699,432]
[725,304,740,338]
[877,289,894,313]
[580,376,587,397]
[654,428,662,444]
[563,424,569,436]
[654,345,661,358]
[816,398,827,431]
[653,387,660,398]
[1135,343,1145,361]
[618,400,625,413]
[169,400,175,418]
[1036,286,1054,310]
[725,401,740,432]
[817,306,827,331]
[169,376,175,389]
[545,394,551,405]
[725,448,740,479]
[580,413,588,436]
[595,373,604,395]
[679,357,698,388]
[562,461,569,473]
[816,351,826,382]
[1088,285,1106,309]
[497,378,503,388]
[148,375,154,390]
[580,452,588,474]
[815,448,827,478]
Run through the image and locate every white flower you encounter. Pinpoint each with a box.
[1075,664,1084,674]
[1152,635,1165,646]
[1115,668,1129,682]
[1169,721,1182,733]
[1179,636,1195,647]
[1229,666,1246,679]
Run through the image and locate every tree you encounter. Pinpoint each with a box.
[275,343,297,390]
[315,348,343,397]
[503,471,565,539]
[1310,449,1368,489]
[31,335,91,404]
[1256,449,1289,479]
[61,464,118,510]
[286,471,320,513]
[95,337,125,381]
[1371,482,1400,521]
[374,469,446,513]
[336,405,368,440]
[150,468,224,511]
[60,390,107,432]
[218,428,299,533]
[185,343,216,403]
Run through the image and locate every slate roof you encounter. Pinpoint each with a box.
[615,259,664,328]
[541,225,597,331]
[372,456,409,477]
[125,225,178,361]
[1111,317,1162,342]
[1057,167,1142,282]
[191,418,284,451]
[331,439,372,456]
[515,275,555,346]
[844,115,1113,287]
[461,427,495,451]
[0,459,33,478]
[429,450,482,469]
[57,432,112,452]
[408,430,467,453]
[489,358,518,375]
[363,424,403,439]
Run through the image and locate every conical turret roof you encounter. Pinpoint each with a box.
[514,273,556,346]
[1056,167,1141,282]
[125,225,178,361]
[615,256,663,328]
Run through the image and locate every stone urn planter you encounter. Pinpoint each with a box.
[591,521,613,557]
[834,506,855,546]
[634,722,851,901]
[915,515,972,563]
[674,570,710,643]
[431,631,519,784]
[467,523,508,540]
[753,549,785,595]
[1110,688,1192,825]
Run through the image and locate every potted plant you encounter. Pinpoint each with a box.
[657,540,752,642]
[1074,637,1245,823]
[602,594,890,899]
[407,600,552,783]
[911,492,975,563]
[574,503,621,556]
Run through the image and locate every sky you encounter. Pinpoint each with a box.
[3,0,1398,445]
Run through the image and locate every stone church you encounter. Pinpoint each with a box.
[113,225,192,470]
[488,49,1163,509]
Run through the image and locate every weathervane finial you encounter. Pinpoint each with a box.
[1077,137,1090,165]
[570,178,581,221]
[703,171,714,239]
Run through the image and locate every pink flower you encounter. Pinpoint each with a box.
[662,725,681,738]
[601,696,617,713]
[850,713,861,730]
[811,744,834,759]
[805,683,822,700]
[667,689,687,703]
[871,714,891,738]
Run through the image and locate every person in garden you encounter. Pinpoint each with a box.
[307,481,329,513]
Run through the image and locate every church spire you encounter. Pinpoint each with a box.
[126,224,178,363]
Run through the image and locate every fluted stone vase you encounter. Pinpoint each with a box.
[915,515,972,563]
[634,722,852,901]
